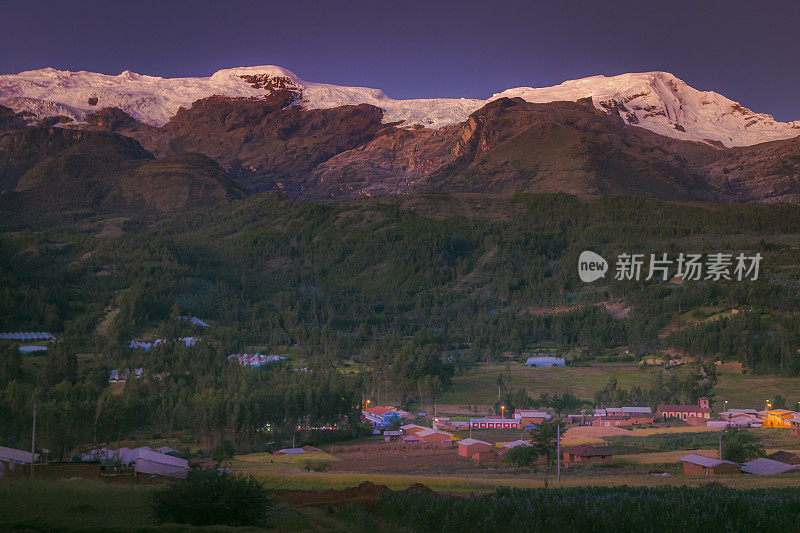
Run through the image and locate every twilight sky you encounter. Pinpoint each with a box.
[1,0,799,120]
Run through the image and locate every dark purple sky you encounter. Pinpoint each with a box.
[2,0,799,120]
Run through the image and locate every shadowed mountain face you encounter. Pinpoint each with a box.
[303,98,725,201]
[112,91,392,196]
[95,94,799,203]
[0,125,243,221]
[2,94,800,214]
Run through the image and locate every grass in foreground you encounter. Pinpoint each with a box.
[376,485,800,533]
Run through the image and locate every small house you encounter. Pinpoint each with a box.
[514,410,551,426]
[472,451,499,462]
[679,454,740,476]
[591,414,632,427]
[363,406,402,427]
[400,423,427,436]
[457,438,492,457]
[790,418,800,437]
[562,445,613,468]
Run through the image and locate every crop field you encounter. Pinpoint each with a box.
[376,485,800,532]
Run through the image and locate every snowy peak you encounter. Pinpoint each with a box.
[493,71,800,147]
[0,66,798,147]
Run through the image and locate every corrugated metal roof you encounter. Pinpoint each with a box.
[0,332,55,341]
[622,406,653,414]
[525,356,565,366]
[766,451,800,464]
[741,458,799,475]
[277,448,306,454]
[0,445,39,464]
[458,438,490,447]
[501,440,532,449]
[417,428,451,437]
[679,454,734,467]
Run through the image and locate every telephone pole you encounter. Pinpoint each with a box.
[556,424,561,485]
[30,402,37,480]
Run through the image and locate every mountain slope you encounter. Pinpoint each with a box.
[304,97,722,200]
[0,127,243,220]
[1,66,797,147]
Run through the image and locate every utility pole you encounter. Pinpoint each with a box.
[30,402,36,480]
[556,424,561,485]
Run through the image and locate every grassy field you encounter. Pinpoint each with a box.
[0,479,351,532]
[228,465,800,492]
[437,363,654,407]
[714,371,800,409]
[433,363,800,413]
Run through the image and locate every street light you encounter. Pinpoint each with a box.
[718,429,728,460]
[501,405,506,419]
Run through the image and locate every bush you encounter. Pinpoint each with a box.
[212,440,235,464]
[150,473,278,527]
[503,445,543,467]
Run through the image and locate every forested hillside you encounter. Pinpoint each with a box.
[2,192,800,455]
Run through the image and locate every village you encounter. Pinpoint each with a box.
[355,395,800,477]
[3,392,799,485]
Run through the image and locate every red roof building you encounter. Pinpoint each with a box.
[658,397,711,421]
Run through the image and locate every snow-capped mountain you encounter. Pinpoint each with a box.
[1,65,798,147]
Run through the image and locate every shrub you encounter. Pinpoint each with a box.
[212,440,235,464]
[150,473,278,527]
[503,445,542,467]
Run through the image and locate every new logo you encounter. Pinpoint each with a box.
[578,251,608,282]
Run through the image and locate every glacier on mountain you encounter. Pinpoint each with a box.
[0,65,798,147]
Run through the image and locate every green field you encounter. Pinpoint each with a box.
[437,363,654,406]
[433,363,800,412]
[714,372,800,410]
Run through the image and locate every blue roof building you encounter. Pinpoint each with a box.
[525,356,566,367]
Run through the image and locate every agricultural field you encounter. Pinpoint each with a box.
[229,428,800,494]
